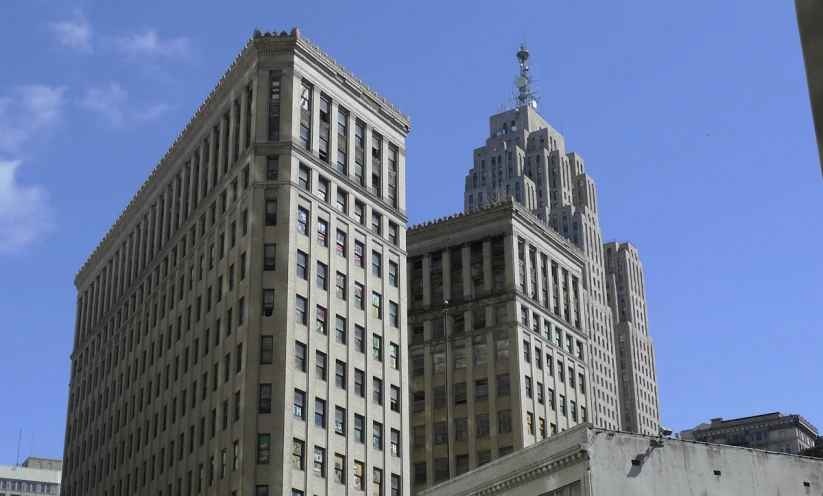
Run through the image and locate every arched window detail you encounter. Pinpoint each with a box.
[478,192,484,207]
[469,195,474,211]
[473,173,478,188]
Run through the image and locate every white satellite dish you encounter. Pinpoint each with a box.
[511,126,517,132]
[515,76,528,89]
[531,100,538,109]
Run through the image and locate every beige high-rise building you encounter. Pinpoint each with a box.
[795,0,823,171]
[63,28,412,496]
[407,202,592,494]
[462,45,660,435]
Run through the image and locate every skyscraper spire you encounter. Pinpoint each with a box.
[514,43,538,109]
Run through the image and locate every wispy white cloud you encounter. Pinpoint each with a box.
[0,85,67,155]
[46,12,93,53]
[0,85,64,253]
[112,29,192,60]
[79,83,175,126]
[0,160,54,254]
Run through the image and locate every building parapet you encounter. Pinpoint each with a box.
[408,200,585,263]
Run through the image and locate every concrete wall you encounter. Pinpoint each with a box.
[421,426,823,496]
[590,430,823,496]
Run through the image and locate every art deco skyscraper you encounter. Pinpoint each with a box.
[63,28,412,496]
[463,45,660,435]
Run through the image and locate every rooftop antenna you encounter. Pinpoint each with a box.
[513,43,539,110]
[16,429,21,466]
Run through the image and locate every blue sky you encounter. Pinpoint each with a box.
[0,0,819,463]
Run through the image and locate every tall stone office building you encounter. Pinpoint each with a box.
[407,202,592,493]
[463,45,660,435]
[63,28,412,496]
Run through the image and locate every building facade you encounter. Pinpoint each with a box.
[419,424,823,496]
[21,458,62,472]
[795,0,823,172]
[684,413,819,455]
[0,464,61,495]
[407,202,592,493]
[461,45,660,435]
[63,28,412,496]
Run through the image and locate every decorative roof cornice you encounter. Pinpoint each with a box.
[75,27,411,287]
[408,201,585,264]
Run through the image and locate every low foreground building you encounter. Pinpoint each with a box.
[0,462,61,495]
[683,412,818,454]
[420,424,823,496]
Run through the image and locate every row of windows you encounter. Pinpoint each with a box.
[0,480,54,493]
[280,161,401,245]
[412,447,514,486]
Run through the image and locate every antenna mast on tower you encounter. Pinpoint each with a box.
[512,43,540,110]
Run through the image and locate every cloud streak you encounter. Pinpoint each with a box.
[112,29,192,60]
[79,83,175,126]
[46,13,93,53]
[0,160,54,254]
[0,85,67,155]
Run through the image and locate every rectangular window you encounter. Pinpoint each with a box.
[334,453,345,484]
[354,461,365,489]
[256,434,271,465]
[354,283,364,309]
[335,360,346,389]
[389,301,398,327]
[372,251,382,277]
[354,369,365,397]
[372,292,382,319]
[389,343,399,369]
[295,342,306,372]
[293,389,305,419]
[317,176,329,202]
[373,377,383,405]
[355,325,365,352]
[388,222,398,245]
[335,315,347,343]
[498,409,512,433]
[354,240,364,266]
[389,261,398,286]
[292,438,304,470]
[373,422,383,450]
[316,351,327,381]
[336,272,346,301]
[259,384,272,414]
[475,378,488,400]
[335,406,346,436]
[336,190,347,213]
[371,212,382,235]
[476,413,490,437]
[315,398,326,429]
[264,244,276,271]
[336,230,346,257]
[372,334,383,361]
[354,414,365,443]
[354,201,364,225]
[316,305,327,334]
[265,200,277,226]
[497,374,511,396]
[317,261,328,290]
[297,207,308,235]
[317,218,327,246]
[295,295,307,325]
[262,289,274,317]
[296,250,307,279]
[266,157,278,181]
